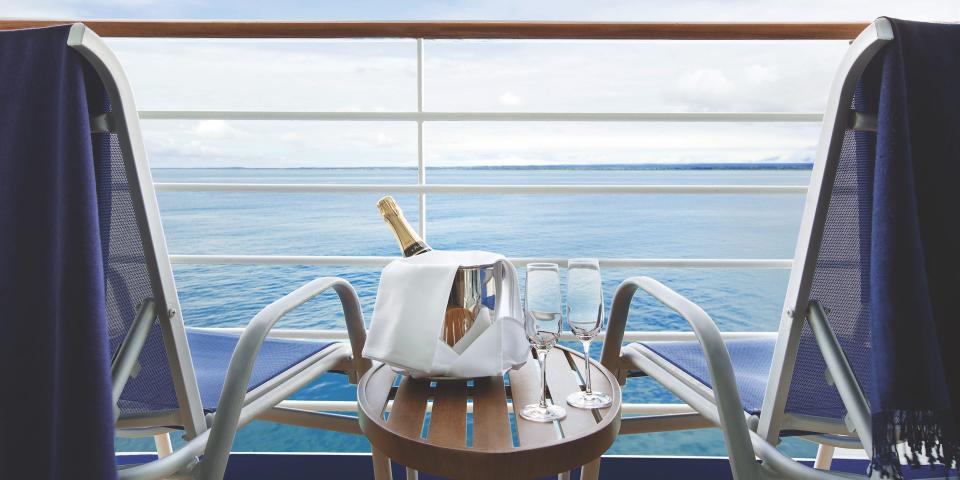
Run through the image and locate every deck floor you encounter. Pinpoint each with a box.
[116,452,957,479]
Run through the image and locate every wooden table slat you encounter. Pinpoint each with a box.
[427,381,468,447]
[366,365,397,418]
[387,377,431,438]
[543,349,599,438]
[507,353,558,447]
[471,376,513,449]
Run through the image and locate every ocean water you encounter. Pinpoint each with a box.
[116,166,821,458]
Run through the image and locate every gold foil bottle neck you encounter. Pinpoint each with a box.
[377,195,401,218]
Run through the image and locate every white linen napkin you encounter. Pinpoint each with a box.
[362,250,528,378]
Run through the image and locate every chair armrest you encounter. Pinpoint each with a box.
[752,430,865,480]
[198,277,367,480]
[599,276,759,479]
[599,276,633,383]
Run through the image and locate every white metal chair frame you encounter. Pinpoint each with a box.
[67,23,372,480]
[600,18,894,480]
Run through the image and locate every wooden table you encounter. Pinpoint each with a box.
[357,346,621,480]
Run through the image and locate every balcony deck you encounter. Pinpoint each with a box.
[115,453,892,479]
[2,19,889,478]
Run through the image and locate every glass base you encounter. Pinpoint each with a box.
[566,391,613,409]
[519,403,566,422]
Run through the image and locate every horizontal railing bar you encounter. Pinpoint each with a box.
[0,20,868,40]
[190,326,777,343]
[138,110,824,123]
[169,254,794,268]
[274,399,696,415]
[171,255,395,267]
[154,183,808,195]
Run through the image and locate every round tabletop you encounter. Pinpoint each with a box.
[357,346,621,480]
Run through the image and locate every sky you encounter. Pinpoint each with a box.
[4,1,959,168]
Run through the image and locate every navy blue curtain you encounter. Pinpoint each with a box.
[0,25,117,479]
[870,18,960,477]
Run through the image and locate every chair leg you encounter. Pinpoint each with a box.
[372,448,393,480]
[154,433,173,458]
[558,470,572,480]
[580,458,601,480]
[814,444,835,470]
[405,466,418,480]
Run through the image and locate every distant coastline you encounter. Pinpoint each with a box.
[154,162,814,171]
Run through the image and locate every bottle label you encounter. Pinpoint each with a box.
[403,242,430,257]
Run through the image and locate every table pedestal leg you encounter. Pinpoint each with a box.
[814,444,835,470]
[372,448,393,480]
[580,458,601,480]
[154,433,173,458]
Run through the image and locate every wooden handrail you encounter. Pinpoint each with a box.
[0,19,868,39]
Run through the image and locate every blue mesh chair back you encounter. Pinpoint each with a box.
[87,86,183,419]
[783,76,881,423]
[80,34,334,430]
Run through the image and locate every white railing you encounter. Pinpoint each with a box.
[140,35,811,422]
[139,110,822,122]
[168,255,794,269]
[144,37,816,245]
[191,326,778,343]
[154,183,807,195]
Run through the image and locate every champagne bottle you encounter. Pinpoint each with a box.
[376,196,432,257]
[376,196,475,347]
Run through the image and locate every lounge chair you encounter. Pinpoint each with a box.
[600,18,901,479]
[66,23,371,479]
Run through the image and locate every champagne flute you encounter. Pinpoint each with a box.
[520,263,566,422]
[565,259,613,409]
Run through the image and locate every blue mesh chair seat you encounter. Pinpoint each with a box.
[641,338,775,415]
[116,330,337,416]
[185,330,334,411]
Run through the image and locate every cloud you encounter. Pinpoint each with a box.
[425,122,820,166]
[126,36,835,167]
[10,0,954,167]
[105,38,417,112]
[498,91,524,107]
[421,40,849,113]
[373,132,399,147]
[192,119,237,138]
[672,69,737,108]
[1,0,79,18]
[139,113,823,168]
[141,120,418,168]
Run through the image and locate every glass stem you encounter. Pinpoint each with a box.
[582,340,593,395]
[538,348,549,408]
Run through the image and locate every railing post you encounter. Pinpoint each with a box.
[416,38,427,240]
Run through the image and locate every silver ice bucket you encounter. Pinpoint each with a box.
[442,262,498,348]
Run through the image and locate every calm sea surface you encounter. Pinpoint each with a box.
[117,167,820,458]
